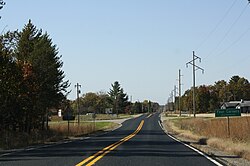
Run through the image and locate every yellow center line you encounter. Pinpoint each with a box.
[86,122,144,166]
[76,120,144,166]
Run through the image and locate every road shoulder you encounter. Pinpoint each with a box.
[160,113,250,166]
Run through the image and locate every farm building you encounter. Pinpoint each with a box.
[221,100,250,113]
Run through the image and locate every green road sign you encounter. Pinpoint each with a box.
[215,108,241,117]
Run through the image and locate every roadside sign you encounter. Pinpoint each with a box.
[58,109,62,117]
[215,108,241,117]
[215,108,241,138]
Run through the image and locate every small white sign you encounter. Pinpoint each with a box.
[58,109,62,117]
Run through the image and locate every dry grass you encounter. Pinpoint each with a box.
[175,117,250,141]
[208,138,250,160]
[50,122,94,137]
[95,114,132,120]
[163,119,201,142]
[165,116,250,160]
[0,121,118,149]
[50,114,132,122]
[49,121,118,137]
[0,130,59,149]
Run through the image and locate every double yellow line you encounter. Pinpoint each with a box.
[76,120,144,166]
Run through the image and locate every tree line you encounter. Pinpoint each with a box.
[70,81,160,115]
[0,20,69,133]
[176,75,250,113]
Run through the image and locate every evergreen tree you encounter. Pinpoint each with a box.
[0,20,69,132]
[0,45,22,130]
[18,21,69,131]
[108,81,129,115]
[133,101,143,114]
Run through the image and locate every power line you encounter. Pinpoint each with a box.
[1,25,7,35]
[205,2,249,60]
[215,26,250,58]
[216,54,250,80]
[201,2,250,79]
[186,51,204,118]
[196,0,239,50]
[198,1,250,82]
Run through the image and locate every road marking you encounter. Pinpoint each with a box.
[76,120,144,166]
[26,148,35,151]
[158,120,223,166]
[146,114,152,118]
[167,134,223,166]
[0,136,92,158]
[158,120,163,129]
[0,153,12,157]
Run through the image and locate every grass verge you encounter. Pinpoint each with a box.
[50,114,133,122]
[0,121,119,150]
[163,116,250,160]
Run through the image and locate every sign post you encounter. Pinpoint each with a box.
[215,109,241,137]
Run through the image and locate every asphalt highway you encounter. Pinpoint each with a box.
[0,113,220,166]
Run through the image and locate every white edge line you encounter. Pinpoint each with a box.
[158,120,163,129]
[0,153,12,157]
[112,123,123,131]
[158,120,223,166]
[0,137,91,157]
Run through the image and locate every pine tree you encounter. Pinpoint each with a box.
[0,32,24,131]
[16,20,69,131]
[108,81,129,115]
[0,20,69,132]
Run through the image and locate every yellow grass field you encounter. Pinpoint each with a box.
[49,121,119,137]
[166,116,250,160]
[175,117,250,141]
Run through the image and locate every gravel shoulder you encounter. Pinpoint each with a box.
[160,113,250,166]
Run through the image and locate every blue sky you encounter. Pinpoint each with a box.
[1,0,250,105]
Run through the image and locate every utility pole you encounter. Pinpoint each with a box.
[186,51,204,117]
[148,100,149,113]
[173,85,177,113]
[75,83,81,126]
[178,69,183,116]
[170,91,173,112]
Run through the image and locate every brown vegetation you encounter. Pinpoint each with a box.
[164,116,250,160]
[49,122,118,137]
[0,121,118,150]
[175,117,250,142]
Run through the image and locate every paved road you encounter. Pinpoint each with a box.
[0,113,219,166]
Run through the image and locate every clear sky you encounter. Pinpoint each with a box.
[1,0,250,105]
